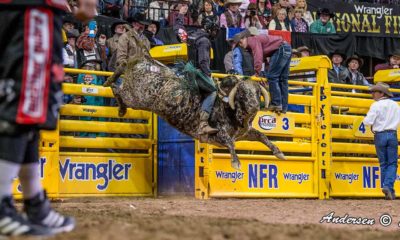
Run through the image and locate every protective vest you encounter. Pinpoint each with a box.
[238,47,255,76]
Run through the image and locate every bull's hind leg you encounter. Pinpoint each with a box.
[111,84,127,117]
[239,128,286,160]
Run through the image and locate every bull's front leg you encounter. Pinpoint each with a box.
[226,141,241,170]
[104,64,125,87]
[239,128,286,160]
[111,84,128,117]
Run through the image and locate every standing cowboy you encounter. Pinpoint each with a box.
[104,13,151,87]
[234,27,291,114]
[363,82,400,200]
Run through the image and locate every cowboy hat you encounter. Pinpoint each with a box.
[111,20,128,34]
[317,8,335,18]
[66,29,80,38]
[329,50,346,60]
[247,26,259,36]
[388,50,400,59]
[292,49,302,58]
[126,12,151,25]
[147,20,161,34]
[224,0,243,7]
[62,14,78,25]
[297,46,310,53]
[232,27,257,46]
[369,82,393,97]
[232,29,250,45]
[345,55,364,68]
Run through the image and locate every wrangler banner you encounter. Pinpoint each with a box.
[308,0,400,37]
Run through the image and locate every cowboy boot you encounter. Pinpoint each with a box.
[198,111,218,135]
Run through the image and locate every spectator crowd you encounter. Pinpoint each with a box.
[62,0,400,110]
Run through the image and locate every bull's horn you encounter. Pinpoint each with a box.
[260,85,270,109]
[228,84,239,110]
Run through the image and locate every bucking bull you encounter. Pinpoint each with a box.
[104,55,286,170]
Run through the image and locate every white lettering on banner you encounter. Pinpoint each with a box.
[283,173,310,184]
[82,87,99,94]
[258,115,276,130]
[59,159,132,191]
[215,171,244,183]
[334,173,359,184]
[354,5,393,19]
[22,9,51,119]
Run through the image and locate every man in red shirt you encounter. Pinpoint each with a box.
[0,0,97,237]
[235,27,292,113]
[375,51,400,72]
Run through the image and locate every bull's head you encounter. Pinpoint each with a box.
[219,76,269,128]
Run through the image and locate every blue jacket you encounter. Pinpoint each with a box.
[233,47,244,75]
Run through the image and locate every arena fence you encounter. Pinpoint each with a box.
[195,57,400,200]
[13,69,158,198]
[327,70,400,198]
[12,56,400,199]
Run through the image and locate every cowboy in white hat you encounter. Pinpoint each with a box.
[363,82,400,200]
[219,0,244,28]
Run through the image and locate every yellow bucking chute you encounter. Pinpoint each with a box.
[150,43,214,64]
[374,68,400,83]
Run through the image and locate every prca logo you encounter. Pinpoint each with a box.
[259,115,277,130]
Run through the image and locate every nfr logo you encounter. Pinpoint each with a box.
[363,166,380,188]
[248,164,278,189]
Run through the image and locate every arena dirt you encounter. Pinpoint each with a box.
[12,197,400,240]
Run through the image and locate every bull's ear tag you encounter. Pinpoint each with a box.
[222,97,229,103]
[150,65,160,73]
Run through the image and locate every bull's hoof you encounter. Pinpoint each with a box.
[275,152,286,160]
[118,107,127,117]
[103,77,115,87]
[231,159,241,170]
